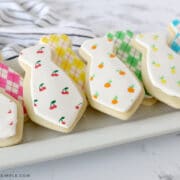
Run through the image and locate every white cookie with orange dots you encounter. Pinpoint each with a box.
[79,34,144,120]
[132,32,180,108]
[0,90,24,147]
[19,44,87,133]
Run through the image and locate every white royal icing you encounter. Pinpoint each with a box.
[135,32,180,97]
[19,44,84,129]
[0,93,17,139]
[80,35,142,112]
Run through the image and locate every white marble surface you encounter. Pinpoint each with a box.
[1,0,180,179]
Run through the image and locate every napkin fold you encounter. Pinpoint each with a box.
[0,0,95,73]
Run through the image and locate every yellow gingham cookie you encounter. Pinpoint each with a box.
[40,34,86,90]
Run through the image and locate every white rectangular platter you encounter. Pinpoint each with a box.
[0,102,180,170]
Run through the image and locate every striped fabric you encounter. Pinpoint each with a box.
[0,0,95,73]
[0,0,59,27]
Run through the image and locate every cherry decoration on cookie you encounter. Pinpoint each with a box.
[19,44,87,133]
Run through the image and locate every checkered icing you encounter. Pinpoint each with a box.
[0,63,26,113]
[112,31,142,81]
[171,33,180,53]
[40,34,86,90]
[110,30,151,97]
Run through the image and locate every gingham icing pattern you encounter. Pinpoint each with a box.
[112,31,142,80]
[0,63,23,101]
[0,63,26,115]
[170,19,180,34]
[40,34,86,90]
[111,30,152,98]
[170,19,180,53]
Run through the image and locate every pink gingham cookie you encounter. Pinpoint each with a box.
[0,63,27,116]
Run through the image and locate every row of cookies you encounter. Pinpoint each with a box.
[79,19,180,119]
[0,34,88,147]
[0,19,180,147]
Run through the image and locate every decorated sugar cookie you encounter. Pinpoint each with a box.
[79,34,144,120]
[110,30,156,105]
[133,32,180,108]
[0,90,24,147]
[0,63,27,117]
[19,44,87,133]
[40,34,86,90]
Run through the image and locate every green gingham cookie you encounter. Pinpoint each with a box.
[107,30,151,98]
